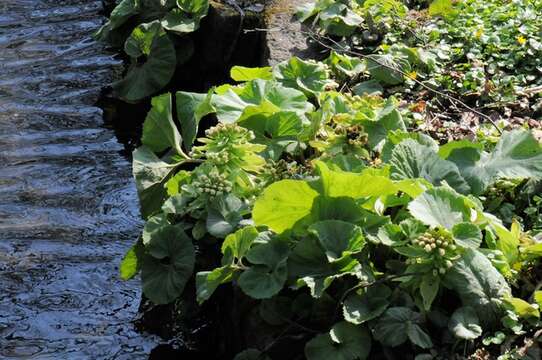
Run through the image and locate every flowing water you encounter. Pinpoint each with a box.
[0,0,160,358]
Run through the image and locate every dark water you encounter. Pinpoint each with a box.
[0,0,160,358]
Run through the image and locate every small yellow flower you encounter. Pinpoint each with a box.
[474,28,483,39]
[517,35,527,45]
[407,71,418,80]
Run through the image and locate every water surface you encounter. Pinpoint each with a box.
[0,0,159,358]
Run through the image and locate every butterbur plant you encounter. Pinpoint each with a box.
[120,54,542,357]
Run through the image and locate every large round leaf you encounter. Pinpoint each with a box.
[114,21,176,102]
[449,306,482,340]
[305,322,371,360]
[141,225,195,304]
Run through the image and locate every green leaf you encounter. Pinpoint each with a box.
[428,0,456,17]
[534,291,542,307]
[343,284,391,324]
[366,54,405,85]
[360,99,406,151]
[305,322,371,360]
[239,111,303,160]
[311,196,364,224]
[274,57,334,96]
[120,241,144,280]
[142,93,183,154]
[438,140,483,160]
[176,90,215,151]
[420,274,440,311]
[445,130,542,194]
[221,226,259,262]
[142,213,170,245]
[141,225,195,304]
[374,307,432,348]
[253,180,318,234]
[162,0,209,34]
[504,297,540,319]
[443,249,511,326]
[132,146,179,219]
[309,220,365,262]
[238,238,289,299]
[288,237,363,297]
[108,0,139,30]
[162,0,209,33]
[212,79,313,123]
[315,161,397,200]
[114,21,176,102]
[408,186,472,229]
[452,222,482,249]
[325,51,366,79]
[206,195,246,238]
[231,66,273,81]
[390,139,470,194]
[449,307,482,340]
[196,266,234,304]
[352,80,384,96]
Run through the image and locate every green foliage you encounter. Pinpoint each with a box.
[116,9,542,355]
[96,0,210,101]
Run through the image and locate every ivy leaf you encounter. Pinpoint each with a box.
[274,57,334,96]
[343,284,392,324]
[305,322,371,360]
[238,238,289,299]
[176,90,215,151]
[114,21,176,102]
[452,222,482,249]
[231,66,273,81]
[373,307,432,349]
[142,93,183,155]
[253,179,318,234]
[390,139,470,194]
[444,130,542,194]
[212,79,313,123]
[195,266,234,304]
[443,249,511,326]
[132,146,180,219]
[448,307,482,340]
[408,186,472,229]
[309,220,365,262]
[141,225,195,304]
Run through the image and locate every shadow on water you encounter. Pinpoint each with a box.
[0,0,160,358]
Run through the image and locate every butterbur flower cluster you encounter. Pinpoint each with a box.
[191,170,233,198]
[190,123,265,172]
[407,230,458,275]
[191,123,255,158]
